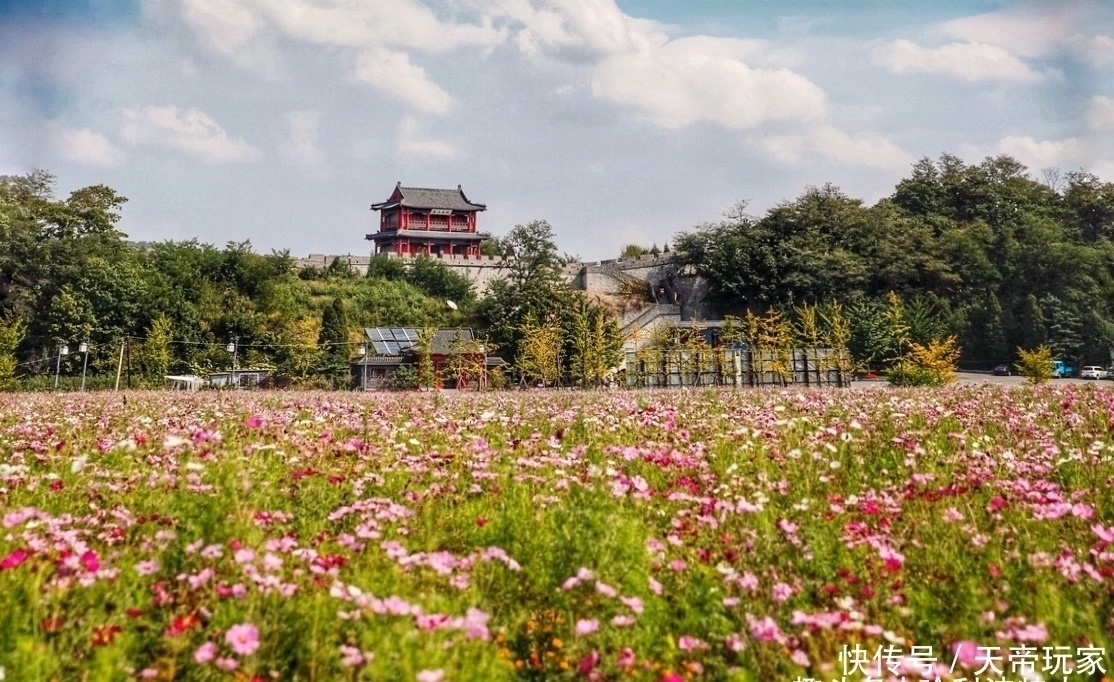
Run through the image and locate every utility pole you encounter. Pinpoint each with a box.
[115,338,124,391]
[79,339,89,391]
[125,336,132,389]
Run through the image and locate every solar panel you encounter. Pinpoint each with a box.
[391,328,406,339]
[372,341,391,355]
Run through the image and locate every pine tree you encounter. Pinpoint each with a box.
[318,297,351,388]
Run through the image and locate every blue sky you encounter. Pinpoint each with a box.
[2,1,1112,260]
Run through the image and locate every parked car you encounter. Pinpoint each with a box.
[992,363,1012,376]
[1080,365,1107,379]
[1052,360,1075,378]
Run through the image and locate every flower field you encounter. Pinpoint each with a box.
[1,386,1112,682]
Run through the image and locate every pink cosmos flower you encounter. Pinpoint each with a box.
[951,641,993,669]
[677,636,708,651]
[617,647,636,668]
[619,595,644,614]
[574,618,599,636]
[215,657,238,671]
[1093,524,1114,543]
[577,651,600,675]
[595,581,617,598]
[193,641,216,664]
[339,645,369,667]
[771,582,793,603]
[225,623,260,656]
[0,549,29,571]
[416,669,444,682]
[611,614,635,627]
[80,551,100,573]
[134,560,159,576]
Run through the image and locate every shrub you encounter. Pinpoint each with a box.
[387,364,418,390]
[887,336,960,387]
[1014,345,1055,384]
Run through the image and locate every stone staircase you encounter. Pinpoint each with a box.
[620,303,682,350]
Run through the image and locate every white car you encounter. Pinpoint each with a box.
[1080,366,1107,380]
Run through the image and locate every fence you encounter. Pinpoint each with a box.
[624,347,852,388]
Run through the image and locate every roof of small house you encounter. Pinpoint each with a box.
[364,327,483,356]
[371,183,486,213]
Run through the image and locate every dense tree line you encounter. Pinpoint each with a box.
[0,172,622,388]
[674,154,1114,368]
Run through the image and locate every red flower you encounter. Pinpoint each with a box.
[987,495,1008,513]
[81,550,100,573]
[91,624,122,647]
[166,612,200,636]
[0,549,29,571]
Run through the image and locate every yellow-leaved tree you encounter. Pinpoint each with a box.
[1014,345,1056,384]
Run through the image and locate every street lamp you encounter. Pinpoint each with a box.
[358,344,367,391]
[226,337,238,389]
[79,340,89,391]
[54,344,69,390]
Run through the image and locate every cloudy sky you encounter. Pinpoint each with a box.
[2,0,1113,260]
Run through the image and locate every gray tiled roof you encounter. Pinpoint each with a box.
[372,185,486,212]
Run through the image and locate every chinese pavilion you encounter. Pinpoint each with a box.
[367,183,489,256]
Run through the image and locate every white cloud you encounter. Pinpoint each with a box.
[941,4,1113,68]
[180,0,281,75]
[121,106,260,163]
[941,6,1079,59]
[51,126,125,167]
[876,39,1045,83]
[997,136,1086,170]
[477,0,665,59]
[1070,33,1114,68]
[396,116,459,160]
[591,36,826,129]
[1089,96,1114,131]
[354,48,454,115]
[251,0,503,53]
[758,123,912,170]
[281,110,326,175]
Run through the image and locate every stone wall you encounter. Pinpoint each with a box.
[293,251,716,319]
[295,252,513,296]
[293,254,372,275]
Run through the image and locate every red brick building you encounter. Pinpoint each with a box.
[367,183,490,257]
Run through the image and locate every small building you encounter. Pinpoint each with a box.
[367,183,490,257]
[207,369,272,389]
[352,327,504,389]
[165,374,204,391]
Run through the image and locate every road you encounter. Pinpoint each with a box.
[850,372,1112,388]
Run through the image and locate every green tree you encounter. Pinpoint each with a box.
[0,316,25,388]
[317,297,351,388]
[477,220,577,364]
